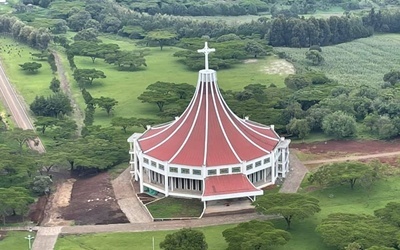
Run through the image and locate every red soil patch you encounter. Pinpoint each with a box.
[61,172,128,225]
[292,139,400,156]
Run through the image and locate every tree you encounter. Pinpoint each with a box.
[73,28,101,42]
[19,62,42,72]
[0,187,33,224]
[322,111,357,138]
[284,74,312,90]
[104,50,146,70]
[286,118,310,139]
[244,41,267,58]
[146,30,177,50]
[253,193,320,229]
[308,161,375,190]
[32,176,52,195]
[160,228,208,250]
[67,10,92,32]
[34,116,58,134]
[49,77,61,93]
[383,70,400,85]
[73,68,106,88]
[305,50,324,65]
[6,128,37,153]
[222,220,291,250]
[374,202,400,227]
[93,96,118,116]
[317,213,398,249]
[138,82,178,112]
[111,117,137,133]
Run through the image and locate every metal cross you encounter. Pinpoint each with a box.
[197,42,215,70]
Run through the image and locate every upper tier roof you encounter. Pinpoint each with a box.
[137,43,280,167]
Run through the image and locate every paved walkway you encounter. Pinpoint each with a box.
[279,153,308,193]
[32,226,61,250]
[111,168,153,223]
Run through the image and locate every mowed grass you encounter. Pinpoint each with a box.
[54,224,235,250]
[67,35,288,126]
[147,197,203,218]
[0,231,36,249]
[54,176,400,250]
[0,36,54,104]
[277,34,400,86]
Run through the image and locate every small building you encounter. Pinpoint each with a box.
[128,42,290,203]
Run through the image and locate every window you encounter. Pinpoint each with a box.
[264,158,270,164]
[143,158,149,164]
[208,169,217,175]
[232,167,241,173]
[158,164,164,170]
[181,168,190,174]
[255,161,262,167]
[151,161,157,167]
[246,164,253,170]
[220,168,229,174]
[193,169,201,175]
[169,167,178,173]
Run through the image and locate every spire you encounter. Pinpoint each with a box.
[197,42,215,70]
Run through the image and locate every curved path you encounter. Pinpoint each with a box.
[0,60,45,153]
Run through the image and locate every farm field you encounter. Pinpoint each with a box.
[67,35,289,126]
[276,34,400,87]
[54,175,400,250]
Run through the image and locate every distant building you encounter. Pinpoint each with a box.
[128,42,290,203]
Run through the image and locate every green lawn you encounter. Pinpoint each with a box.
[0,231,36,250]
[147,197,203,218]
[55,224,235,250]
[276,34,400,87]
[54,176,400,250]
[0,36,54,105]
[66,35,288,126]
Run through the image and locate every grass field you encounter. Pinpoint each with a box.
[0,36,54,105]
[147,197,203,218]
[0,231,36,250]
[54,224,235,250]
[276,34,400,87]
[65,34,288,126]
[54,175,400,250]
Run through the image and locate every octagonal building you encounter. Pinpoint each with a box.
[128,42,290,202]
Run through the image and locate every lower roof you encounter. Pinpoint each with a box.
[202,174,263,201]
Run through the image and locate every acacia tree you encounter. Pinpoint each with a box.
[146,30,177,50]
[0,187,33,225]
[111,117,137,133]
[308,161,375,190]
[93,96,118,116]
[6,128,37,153]
[253,193,320,229]
[138,81,178,112]
[317,213,398,249]
[160,228,207,250]
[374,202,400,227]
[73,68,106,88]
[222,220,291,250]
[19,62,42,72]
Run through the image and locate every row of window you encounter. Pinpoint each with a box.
[143,157,271,175]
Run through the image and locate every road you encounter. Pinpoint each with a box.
[0,60,45,153]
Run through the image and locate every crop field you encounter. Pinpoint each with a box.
[67,34,288,126]
[276,34,400,87]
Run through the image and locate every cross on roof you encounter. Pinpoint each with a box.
[197,42,215,70]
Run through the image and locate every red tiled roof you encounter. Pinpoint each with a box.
[138,70,280,167]
[202,174,263,200]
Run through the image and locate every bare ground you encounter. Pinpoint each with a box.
[261,59,295,75]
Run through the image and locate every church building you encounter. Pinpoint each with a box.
[128,42,290,202]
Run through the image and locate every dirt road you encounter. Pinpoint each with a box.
[0,60,45,153]
[302,151,400,165]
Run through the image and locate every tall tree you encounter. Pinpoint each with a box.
[317,213,398,249]
[73,68,106,88]
[253,193,320,229]
[222,220,291,250]
[322,111,357,138]
[146,30,177,50]
[138,81,178,112]
[160,228,208,250]
[93,96,118,116]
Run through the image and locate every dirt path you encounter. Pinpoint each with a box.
[52,51,84,135]
[111,168,153,223]
[302,150,400,165]
[32,227,61,250]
